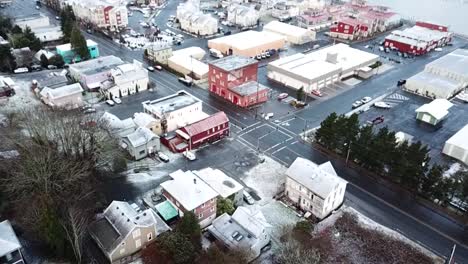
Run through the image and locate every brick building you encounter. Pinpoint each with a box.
[209,55,269,108]
[329,17,369,40]
[161,170,218,228]
[161,111,229,153]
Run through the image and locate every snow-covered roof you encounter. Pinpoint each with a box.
[415,99,453,120]
[0,220,22,256]
[425,49,468,79]
[56,39,97,52]
[208,30,285,51]
[210,55,258,72]
[445,124,468,151]
[268,43,378,82]
[123,127,158,148]
[142,91,201,116]
[194,168,243,199]
[172,47,206,60]
[286,157,347,199]
[89,201,169,255]
[133,112,157,127]
[69,55,124,75]
[232,206,271,238]
[161,170,218,211]
[406,71,462,99]
[40,83,83,99]
[101,112,136,131]
[168,55,209,77]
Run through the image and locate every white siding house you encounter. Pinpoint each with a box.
[285,157,347,219]
[177,1,218,36]
[227,5,259,28]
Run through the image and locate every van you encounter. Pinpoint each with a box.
[178,77,192,86]
[14,67,29,74]
[209,48,223,58]
[31,65,42,71]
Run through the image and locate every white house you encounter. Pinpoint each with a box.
[142,91,208,135]
[89,201,170,263]
[194,167,244,205]
[100,112,136,138]
[227,5,259,28]
[285,157,347,219]
[177,0,218,36]
[121,127,160,160]
[39,83,84,109]
[146,43,173,65]
[103,61,149,99]
[68,0,128,31]
[15,13,63,42]
[207,206,271,261]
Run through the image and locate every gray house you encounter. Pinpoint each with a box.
[89,201,170,264]
[121,127,160,160]
[0,220,25,264]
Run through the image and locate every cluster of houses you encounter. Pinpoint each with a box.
[0,156,348,263]
[176,0,218,36]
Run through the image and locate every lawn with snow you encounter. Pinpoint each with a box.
[0,79,41,113]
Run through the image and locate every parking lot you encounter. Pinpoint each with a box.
[357,90,468,165]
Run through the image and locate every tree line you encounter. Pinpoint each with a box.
[315,113,468,209]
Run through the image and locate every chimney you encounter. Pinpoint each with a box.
[193,178,197,184]
[326,52,338,64]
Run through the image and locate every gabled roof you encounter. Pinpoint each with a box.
[182,112,229,137]
[89,201,169,255]
[0,220,22,256]
[133,112,157,127]
[446,124,468,151]
[123,127,158,148]
[286,158,347,199]
[415,99,453,120]
[161,170,218,211]
[232,207,271,238]
[39,83,83,99]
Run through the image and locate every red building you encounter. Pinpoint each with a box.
[329,17,369,40]
[384,21,452,56]
[161,111,229,152]
[209,55,269,108]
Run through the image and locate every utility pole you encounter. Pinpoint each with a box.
[445,244,456,264]
[345,142,352,165]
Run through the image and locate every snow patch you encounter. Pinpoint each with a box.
[443,162,464,178]
[243,156,287,205]
[0,79,41,113]
[126,172,168,183]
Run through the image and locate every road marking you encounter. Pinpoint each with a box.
[271,146,287,155]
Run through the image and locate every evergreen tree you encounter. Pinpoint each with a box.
[296,87,305,101]
[352,124,374,166]
[48,54,65,67]
[60,5,76,42]
[40,54,49,67]
[23,27,42,51]
[336,113,360,155]
[11,25,22,34]
[0,45,16,72]
[315,112,339,150]
[70,25,89,61]
[216,198,235,216]
[420,165,444,199]
[175,211,201,250]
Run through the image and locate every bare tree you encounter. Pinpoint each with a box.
[0,108,120,262]
[275,239,321,264]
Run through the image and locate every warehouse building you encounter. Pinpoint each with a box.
[208,30,285,57]
[384,21,452,56]
[267,43,379,93]
[404,49,468,99]
[263,21,315,45]
[172,47,206,60]
[168,55,209,80]
[415,99,453,126]
[443,124,468,165]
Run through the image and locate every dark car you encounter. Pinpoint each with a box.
[397,79,406,87]
[224,31,231,36]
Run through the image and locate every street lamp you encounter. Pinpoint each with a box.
[344,142,352,166]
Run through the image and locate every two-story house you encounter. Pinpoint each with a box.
[89,201,170,264]
[160,170,218,228]
[0,220,25,264]
[285,157,347,219]
[208,55,269,108]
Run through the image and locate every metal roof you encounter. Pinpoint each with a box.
[210,55,258,72]
[0,220,22,256]
[182,111,229,137]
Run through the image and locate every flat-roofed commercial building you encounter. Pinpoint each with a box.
[443,124,468,165]
[267,43,379,93]
[263,20,316,45]
[208,30,286,57]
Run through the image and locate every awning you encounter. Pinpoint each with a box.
[175,129,190,140]
[155,200,178,221]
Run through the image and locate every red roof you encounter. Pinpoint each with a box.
[182,112,229,137]
[340,17,365,27]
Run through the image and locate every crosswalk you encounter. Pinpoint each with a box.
[382,93,410,106]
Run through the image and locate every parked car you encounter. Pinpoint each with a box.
[112,97,122,104]
[277,93,288,100]
[243,191,255,205]
[155,65,163,71]
[178,77,192,86]
[106,100,115,106]
[371,115,385,125]
[352,100,363,109]
[147,66,155,72]
[47,65,58,70]
[397,79,406,87]
[183,150,196,161]
[14,67,29,74]
[158,152,170,163]
[435,48,443,52]
[374,101,391,109]
[361,96,372,104]
[55,16,60,20]
[31,65,42,71]
[256,55,262,60]
[264,113,274,120]
[311,90,323,97]
[83,108,97,114]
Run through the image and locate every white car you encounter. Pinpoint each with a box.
[158,152,170,163]
[106,100,115,106]
[147,66,155,72]
[352,100,363,109]
[374,102,392,109]
[435,48,443,52]
[361,96,372,104]
[183,150,196,161]
[243,191,255,205]
[113,97,122,104]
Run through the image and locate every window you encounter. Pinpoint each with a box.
[299,186,302,191]
[213,69,216,74]
[6,253,12,261]
[199,213,203,219]
[139,150,146,155]
[201,203,205,208]
[210,207,214,212]
[133,229,141,238]
[147,232,153,241]
[135,239,141,248]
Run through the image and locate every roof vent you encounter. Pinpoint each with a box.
[136,216,140,220]
[121,213,124,216]
[194,178,197,184]
[143,213,147,216]
[169,103,175,107]
[127,219,130,222]
[116,206,119,210]
[223,180,235,188]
